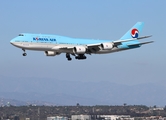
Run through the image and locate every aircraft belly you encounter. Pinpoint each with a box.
[27,43,54,51]
[11,42,32,49]
[13,42,55,51]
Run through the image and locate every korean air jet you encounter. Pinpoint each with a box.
[10,22,153,61]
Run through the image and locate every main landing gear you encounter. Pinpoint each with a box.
[66,53,87,61]
[22,49,27,56]
[66,53,72,61]
[75,54,86,60]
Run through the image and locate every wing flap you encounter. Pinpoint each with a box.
[87,44,101,53]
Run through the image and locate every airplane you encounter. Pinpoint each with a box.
[10,22,153,61]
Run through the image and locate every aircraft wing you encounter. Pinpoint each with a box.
[51,35,152,54]
[52,46,73,51]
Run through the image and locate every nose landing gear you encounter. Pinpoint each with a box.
[22,49,27,56]
[23,53,27,56]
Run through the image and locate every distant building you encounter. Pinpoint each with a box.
[152,108,164,111]
[99,115,133,120]
[72,115,91,120]
[47,116,68,120]
[71,115,134,120]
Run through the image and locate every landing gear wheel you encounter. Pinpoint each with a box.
[67,58,72,61]
[23,53,27,56]
[75,54,87,60]
[66,53,72,61]
[75,56,78,59]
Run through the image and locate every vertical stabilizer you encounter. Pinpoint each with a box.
[120,22,144,40]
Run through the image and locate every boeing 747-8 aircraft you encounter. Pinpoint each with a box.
[10,22,153,61]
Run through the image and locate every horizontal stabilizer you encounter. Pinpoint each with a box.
[137,35,152,39]
[113,35,152,43]
[127,41,154,47]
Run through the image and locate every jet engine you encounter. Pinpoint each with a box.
[44,51,60,56]
[101,42,114,50]
[73,46,86,54]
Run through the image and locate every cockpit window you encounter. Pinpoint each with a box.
[18,34,24,36]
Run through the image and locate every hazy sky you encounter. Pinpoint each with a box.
[0,0,166,86]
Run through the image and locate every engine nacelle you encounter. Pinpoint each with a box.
[44,51,60,56]
[101,42,114,50]
[73,46,86,54]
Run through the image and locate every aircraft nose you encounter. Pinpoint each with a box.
[10,39,16,45]
[10,40,14,44]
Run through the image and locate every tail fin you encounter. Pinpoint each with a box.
[120,22,144,40]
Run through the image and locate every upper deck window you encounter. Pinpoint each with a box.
[18,34,24,36]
